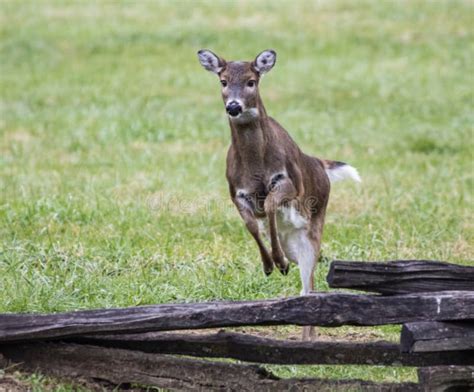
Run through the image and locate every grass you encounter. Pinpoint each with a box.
[0,0,473,389]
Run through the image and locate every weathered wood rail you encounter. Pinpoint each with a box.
[1,259,473,391]
[327,260,474,295]
[1,291,472,343]
[401,321,474,353]
[1,343,420,392]
[418,366,474,392]
[68,330,473,366]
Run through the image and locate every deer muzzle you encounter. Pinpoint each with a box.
[226,101,243,117]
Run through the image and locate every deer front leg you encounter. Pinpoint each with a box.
[233,195,274,276]
[264,173,298,275]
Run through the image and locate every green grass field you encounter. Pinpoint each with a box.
[1,0,473,389]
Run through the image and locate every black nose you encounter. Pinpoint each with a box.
[226,101,242,117]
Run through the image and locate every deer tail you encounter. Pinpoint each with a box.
[322,159,361,183]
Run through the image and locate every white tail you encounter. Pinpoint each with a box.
[325,163,361,183]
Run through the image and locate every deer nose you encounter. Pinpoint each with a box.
[226,101,242,117]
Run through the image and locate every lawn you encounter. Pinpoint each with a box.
[0,0,472,389]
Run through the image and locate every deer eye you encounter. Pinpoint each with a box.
[220,80,227,87]
[247,80,256,88]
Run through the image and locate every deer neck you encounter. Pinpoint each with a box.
[229,97,270,167]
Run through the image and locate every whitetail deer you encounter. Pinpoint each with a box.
[198,49,360,339]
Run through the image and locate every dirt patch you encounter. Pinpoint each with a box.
[160,325,393,342]
[1,366,106,392]
[0,375,29,392]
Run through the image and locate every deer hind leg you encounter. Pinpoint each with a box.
[302,235,320,341]
[282,228,315,296]
[304,213,326,340]
[281,209,325,341]
[280,227,316,341]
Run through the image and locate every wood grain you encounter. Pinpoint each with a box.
[0,342,421,392]
[401,321,474,353]
[70,330,474,366]
[1,291,473,343]
[327,260,474,295]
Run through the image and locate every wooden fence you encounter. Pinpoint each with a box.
[1,260,473,391]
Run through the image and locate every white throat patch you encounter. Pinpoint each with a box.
[229,108,259,124]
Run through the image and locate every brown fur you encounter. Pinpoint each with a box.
[198,50,333,340]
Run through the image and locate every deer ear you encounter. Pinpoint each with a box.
[253,50,276,74]
[197,49,225,74]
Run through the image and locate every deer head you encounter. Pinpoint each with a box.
[197,49,276,123]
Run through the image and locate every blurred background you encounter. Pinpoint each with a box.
[0,0,472,385]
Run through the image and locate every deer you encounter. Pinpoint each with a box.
[197,49,361,340]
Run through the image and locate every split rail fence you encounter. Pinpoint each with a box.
[1,260,473,391]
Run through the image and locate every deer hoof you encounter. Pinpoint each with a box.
[264,265,274,276]
[279,263,290,276]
